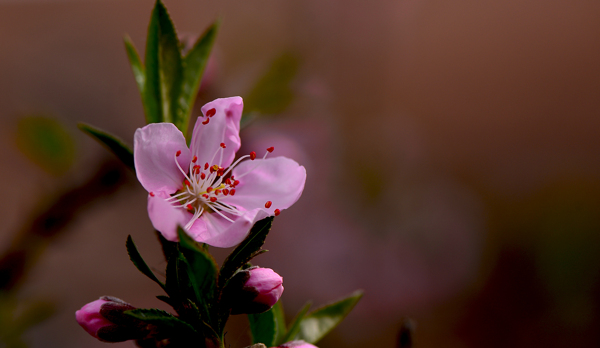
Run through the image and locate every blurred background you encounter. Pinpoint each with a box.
[1,0,600,347]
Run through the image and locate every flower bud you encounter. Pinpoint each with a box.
[229,267,284,314]
[273,341,318,348]
[75,296,143,342]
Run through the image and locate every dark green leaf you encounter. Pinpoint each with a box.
[279,302,311,345]
[78,123,135,172]
[294,290,363,344]
[176,22,219,135]
[248,301,282,346]
[16,116,75,175]
[177,228,218,321]
[219,217,274,287]
[244,52,299,116]
[124,308,196,334]
[124,35,145,95]
[125,235,165,290]
[144,0,183,125]
[272,301,287,345]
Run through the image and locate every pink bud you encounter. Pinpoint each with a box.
[273,341,319,348]
[229,267,284,314]
[75,299,114,339]
[245,268,284,308]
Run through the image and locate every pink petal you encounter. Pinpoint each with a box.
[190,208,269,248]
[223,157,307,215]
[190,97,243,169]
[147,192,192,241]
[134,123,191,194]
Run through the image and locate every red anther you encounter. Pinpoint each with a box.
[250,151,257,160]
[223,189,229,195]
[202,194,209,198]
[176,150,182,157]
[202,117,210,125]
[192,156,197,163]
[220,142,226,148]
[217,168,225,176]
[207,187,213,193]
[225,178,231,185]
[206,108,216,117]
[267,146,274,153]
[274,209,281,216]
[230,189,236,196]
[186,204,194,210]
[149,192,155,197]
[265,201,272,208]
[200,173,206,180]
[212,164,220,171]
[184,179,191,186]
[204,163,209,170]
[215,189,221,195]
[210,166,215,173]
[210,197,217,202]
[233,180,240,187]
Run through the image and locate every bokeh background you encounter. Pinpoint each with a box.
[1,0,600,347]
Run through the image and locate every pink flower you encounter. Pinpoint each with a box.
[76,298,113,339]
[273,341,318,348]
[230,267,284,314]
[134,97,306,247]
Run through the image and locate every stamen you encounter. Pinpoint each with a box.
[274,209,281,216]
[204,163,209,170]
[220,143,226,148]
[186,204,194,210]
[230,189,236,196]
[223,189,229,195]
[176,150,182,157]
[250,151,257,160]
[184,179,191,186]
[207,187,213,193]
[192,156,197,163]
[267,147,274,153]
[265,201,272,208]
[200,173,206,180]
[210,197,217,202]
[149,192,155,197]
[206,108,216,117]
[202,117,210,125]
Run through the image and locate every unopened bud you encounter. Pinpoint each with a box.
[75,296,144,342]
[273,341,318,348]
[228,267,284,314]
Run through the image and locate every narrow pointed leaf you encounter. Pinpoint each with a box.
[144,0,183,125]
[279,302,311,345]
[219,217,274,287]
[175,22,219,135]
[124,36,145,95]
[248,301,282,346]
[272,301,287,345]
[125,235,165,290]
[294,291,363,344]
[78,123,135,172]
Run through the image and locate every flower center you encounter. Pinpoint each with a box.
[159,144,275,230]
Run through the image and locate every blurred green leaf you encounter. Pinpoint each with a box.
[78,123,135,172]
[219,217,274,288]
[294,290,363,344]
[279,301,311,345]
[244,52,299,116]
[176,22,219,135]
[126,235,166,291]
[16,116,75,175]
[124,35,145,96]
[144,0,183,125]
[0,294,55,348]
[248,301,285,346]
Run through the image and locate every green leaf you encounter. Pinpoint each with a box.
[294,290,363,344]
[176,22,219,135]
[248,301,281,346]
[219,217,274,287]
[144,0,183,125]
[78,123,135,172]
[16,115,75,176]
[279,302,311,345]
[125,235,165,290]
[244,52,299,116]
[124,35,145,95]
[177,228,218,321]
[125,308,196,334]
